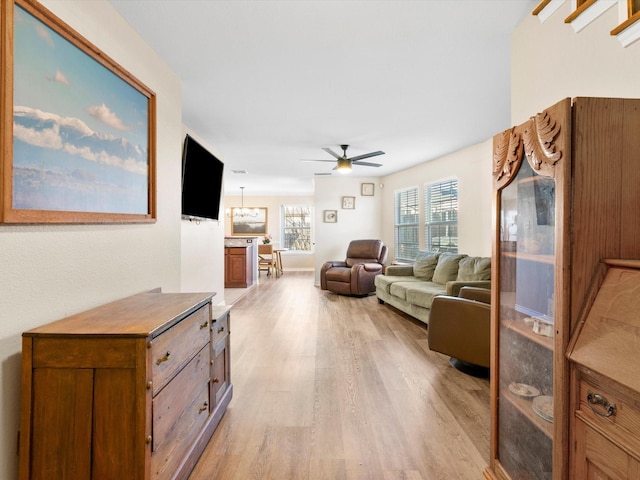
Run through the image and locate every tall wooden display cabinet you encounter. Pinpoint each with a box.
[484,97,640,480]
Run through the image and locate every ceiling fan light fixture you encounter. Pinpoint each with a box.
[336,158,351,173]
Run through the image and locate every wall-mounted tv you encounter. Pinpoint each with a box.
[181,134,224,221]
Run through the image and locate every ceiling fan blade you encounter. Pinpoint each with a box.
[300,159,337,163]
[352,161,382,167]
[322,147,342,160]
[348,151,385,162]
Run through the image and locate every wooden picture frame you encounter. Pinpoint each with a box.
[341,196,355,209]
[361,183,375,196]
[323,210,337,223]
[1,0,156,224]
[231,207,267,235]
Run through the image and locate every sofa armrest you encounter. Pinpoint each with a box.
[383,265,414,276]
[445,280,491,297]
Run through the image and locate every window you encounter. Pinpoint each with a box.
[424,179,458,253]
[394,188,419,262]
[281,205,312,251]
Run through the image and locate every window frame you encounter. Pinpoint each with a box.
[423,178,458,254]
[280,204,313,253]
[394,187,420,262]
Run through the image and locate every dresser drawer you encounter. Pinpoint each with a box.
[151,305,210,395]
[212,311,229,345]
[151,348,210,479]
[577,376,640,455]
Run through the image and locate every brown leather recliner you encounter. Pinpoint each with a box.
[428,286,490,378]
[321,239,388,296]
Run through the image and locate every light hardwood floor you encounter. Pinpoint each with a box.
[191,271,489,479]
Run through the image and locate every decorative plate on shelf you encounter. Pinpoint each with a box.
[532,395,553,422]
[508,382,541,398]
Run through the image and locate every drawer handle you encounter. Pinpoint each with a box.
[212,377,219,384]
[200,321,209,329]
[587,392,617,417]
[199,402,208,413]
[156,351,171,365]
[217,326,225,334]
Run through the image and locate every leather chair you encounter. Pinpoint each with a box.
[321,239,388,296]
[427,286,490,378]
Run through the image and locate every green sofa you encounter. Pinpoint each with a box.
[375,252,491,324]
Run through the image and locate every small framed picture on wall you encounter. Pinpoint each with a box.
[323,210,337,223]
[361,183,375,196]
[342,196,355,209]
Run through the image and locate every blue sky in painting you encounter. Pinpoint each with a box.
[12,5,149,214]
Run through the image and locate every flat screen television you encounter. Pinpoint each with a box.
[181,134,224,220]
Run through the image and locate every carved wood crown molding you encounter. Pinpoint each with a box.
[493,108,562,185]
[523,110,562,171]
[493,127,523,182]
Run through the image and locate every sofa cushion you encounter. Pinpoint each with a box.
[412,252,440,280]
[457,256,491,281]
[389,281,427,301]
[375,274,423,294]
[405,282,447,309]
[432,252,468,285]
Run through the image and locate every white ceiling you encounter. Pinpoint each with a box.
[109,0,538,195]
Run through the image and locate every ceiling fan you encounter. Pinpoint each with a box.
[302,144,384,173]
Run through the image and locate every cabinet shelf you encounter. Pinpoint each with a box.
[502,251,555,264]
[503,317,554,350]
[501,388,554,439]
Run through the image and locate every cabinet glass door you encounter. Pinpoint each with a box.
[497,158,555,479]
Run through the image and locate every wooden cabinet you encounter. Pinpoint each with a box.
[568,260,640,480]
[225,246,254,287]
[485,97,640,480]
[210,306,231,410]
[19,292,232,480]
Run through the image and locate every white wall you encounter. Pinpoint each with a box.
[224,193,315,271]
[511,2,640,125]
[314,175,383,285]
[379,140,494,261]
[0,2,184,478]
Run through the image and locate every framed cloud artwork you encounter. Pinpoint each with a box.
[0,0,156,223]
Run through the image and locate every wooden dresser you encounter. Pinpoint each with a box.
[18,292,232,480]
[568,260,640,479]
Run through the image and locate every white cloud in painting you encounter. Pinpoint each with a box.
[14,122,63,150]
[35,23,54,48]
[87,103,129,131]
[14,106,94,136]
[49,70,71,85]
[13,106,146,175]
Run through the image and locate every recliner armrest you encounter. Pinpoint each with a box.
[459,286,491,304]
[324,260,347,268]
[359,263,383,272]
